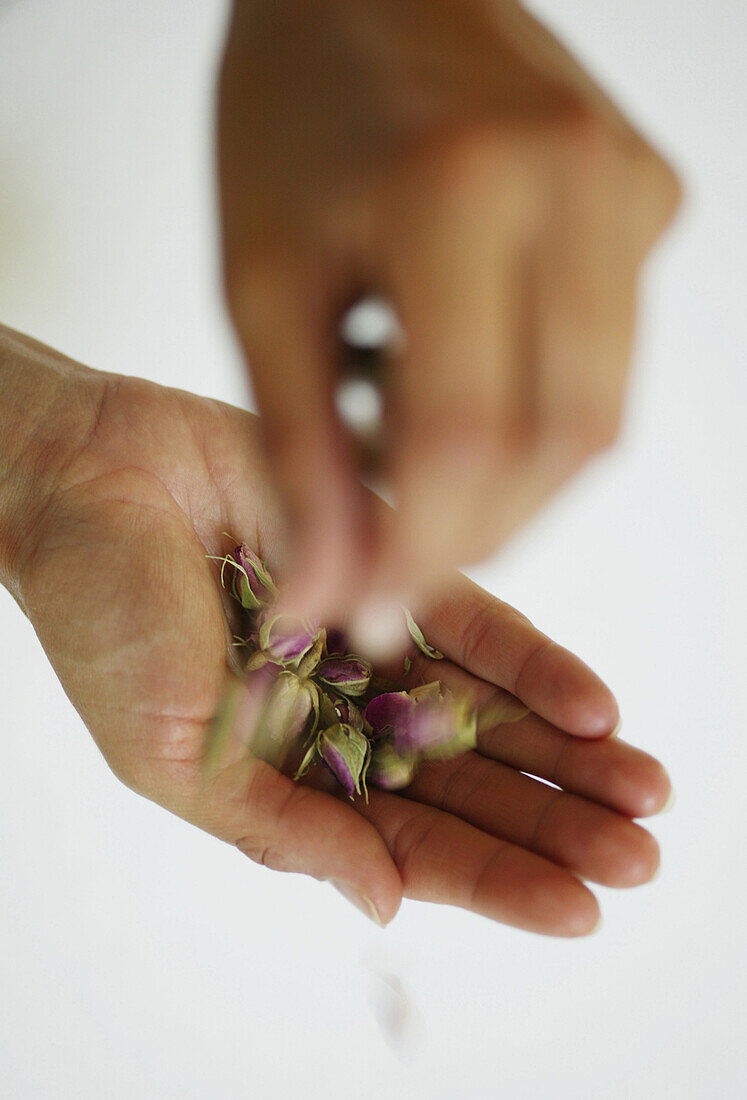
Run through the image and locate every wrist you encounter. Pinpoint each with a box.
[0,325,107,605]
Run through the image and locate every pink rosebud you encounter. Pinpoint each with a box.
[316,655,372,696]
[331,694,365,731]
[364,692,415,742]
[365,685,476,757]
[250,670,320,769]
[259,613,320,669]
[318,723,371,799]
[231,544,276,610]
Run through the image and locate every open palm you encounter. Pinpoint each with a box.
[20,371,671,934]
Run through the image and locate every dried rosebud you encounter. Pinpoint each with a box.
[316,655,372,696]
[367,741,416,791]
[414,696,478,762]
[318,723,371,799]
[295,630,326,678]
[332,694,365,731]
[231,544,276,610]
[365,691,416,743]
[366,684,477,759]
[251,670,320,769]
[318,690,363,733]
[259,613,321,669]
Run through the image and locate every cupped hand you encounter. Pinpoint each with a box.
[217,0,684,627]
[16,366,672,935]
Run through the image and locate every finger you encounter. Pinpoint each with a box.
[376,133,526,590]
[417,574,620,736]
[405,751,660,887]
[357,789,600,937]
[404,647,671,817]
[193,679,402,926]
[479,711,673,819]
[225,255,365,623]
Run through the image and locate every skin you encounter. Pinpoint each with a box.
[0,328,672,934]
[218,0,684,631]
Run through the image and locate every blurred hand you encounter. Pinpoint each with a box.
[217,0,684,630]
[7,346,672,935]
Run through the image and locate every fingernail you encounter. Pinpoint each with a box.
[609,718,622,740]
[660,787,676,814]
[351,600,407,662]
[331,880,386,927]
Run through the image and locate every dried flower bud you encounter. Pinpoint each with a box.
[414,696,477,762]
[316,655,372,696]
[365,691,416,743]
[318,723,371,799]
[259,613,321,669]
[366,684,476,758]
[251,670,319,769]
[231,544,276,610]
[367,741,416,791]
[293,630,324,678]
[333,694,365,731]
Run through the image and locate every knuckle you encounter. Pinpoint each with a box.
[622,138,686,247]
[549,97,611,166]
[438,754,485,818]
[641,150,686,232]
[394,122,511,220]
[457,600,498,672]
[551,405,622,458]
[236,835,290,872]
[424,123,503,191]
[392,810,441,884]
[584,411,622,454]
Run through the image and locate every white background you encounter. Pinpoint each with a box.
[0,1,745,1096]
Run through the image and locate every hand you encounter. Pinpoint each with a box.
[217,0,684,627]
[8,347,672,935]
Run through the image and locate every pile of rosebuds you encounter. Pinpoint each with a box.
[206,541,480,799]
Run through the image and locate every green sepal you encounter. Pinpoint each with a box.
[403,608,444,660]
[293,732,321,781]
